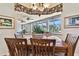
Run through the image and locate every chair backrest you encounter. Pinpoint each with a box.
[5,38,27,56]
[65,33,79,55]
[30,38,56,56]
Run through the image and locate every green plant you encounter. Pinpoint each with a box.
[33,25,44,34]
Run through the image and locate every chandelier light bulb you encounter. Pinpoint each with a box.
[33,6,37,10]
[44,4,49,8]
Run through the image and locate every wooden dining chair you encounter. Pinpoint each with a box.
[55,33,79,56]
[65,33,79,56]
[5,38,28,56]
[30,38,56,56]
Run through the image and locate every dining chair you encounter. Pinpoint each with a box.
[55,33,79,56]
[30,38,56,56]
[5,38,28,56]
[65,33,79,55]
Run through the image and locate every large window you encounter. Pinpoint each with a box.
[49,17,61,33]
[24,15,61,34]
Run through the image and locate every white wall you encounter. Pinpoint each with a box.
[15,11,61,23]
[62,3,79,55]
[0,3,16,55]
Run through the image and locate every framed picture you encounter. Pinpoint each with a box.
[0,15,15,29]
[64,15,79,28]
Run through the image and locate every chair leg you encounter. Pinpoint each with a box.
[65,49,68,56]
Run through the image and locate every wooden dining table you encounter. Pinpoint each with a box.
[23,35,70,56]
[26,39,69,56]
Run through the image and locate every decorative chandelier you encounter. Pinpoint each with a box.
[15,3,63,16]
[32,3,49,11]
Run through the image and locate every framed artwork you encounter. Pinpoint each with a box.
[0,15,15,29]
[64,15,79,28]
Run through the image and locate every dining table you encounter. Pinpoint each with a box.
[23,35,69,56]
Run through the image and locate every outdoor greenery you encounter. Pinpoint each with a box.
[32,25,44,34]
[49,24,61,32]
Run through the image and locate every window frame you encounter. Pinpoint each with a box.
[24,15,62,34]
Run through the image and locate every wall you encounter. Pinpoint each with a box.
[0,3,16,55]
[15,11,61,24]
[62,3,79,55]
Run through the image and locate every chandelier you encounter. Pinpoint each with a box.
[32,3,49,11]
[14,3,63,16]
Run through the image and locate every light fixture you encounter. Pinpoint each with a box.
[44,4,49,8]
[32,3,49,11]
[32,3,36,9]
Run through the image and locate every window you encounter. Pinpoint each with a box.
[24,24,31,33]
[38,21,48,32]
[49,17,61,33]
[25,15,61,34]
[32,21,48,33]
